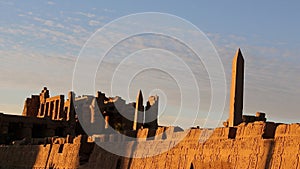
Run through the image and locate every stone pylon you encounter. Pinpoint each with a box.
[229,48,244,127]
[133,90,144,130]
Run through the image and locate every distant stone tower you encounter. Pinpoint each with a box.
[145,95,159,129]
[65,91,76,136]
[133,90,144,130]
[229,48,244,127]
[38,87,50,117]
[40,87,50,103]
[67,91,76,122]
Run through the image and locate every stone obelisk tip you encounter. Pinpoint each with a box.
[235,48,244,60]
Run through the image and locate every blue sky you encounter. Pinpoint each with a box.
[0,1,300,128]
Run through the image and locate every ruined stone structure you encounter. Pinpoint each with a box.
[22,87,73,122]
[1,86,159,145]
[0,49,298,169]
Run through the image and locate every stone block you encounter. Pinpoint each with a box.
[275,123,300,137]
[236,122,276,139]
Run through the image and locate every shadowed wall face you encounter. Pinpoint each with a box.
[229,49,244,127]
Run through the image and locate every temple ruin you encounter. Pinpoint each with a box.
[0,49,299,169]
[1,85,159,145]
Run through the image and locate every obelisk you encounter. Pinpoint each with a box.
[229,48,244,127]
[133,90,144,130]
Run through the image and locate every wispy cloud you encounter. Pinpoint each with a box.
[33,17,55,27]
[76,11,95,18]
[0,47,75,90]
[103,8,115,13]
[47,1,55,5]
[88,20,101,26]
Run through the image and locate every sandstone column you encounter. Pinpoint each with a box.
[104,115,110,129]
[90,98,105,133]
[229,48,244,127]
[66,91,76,136]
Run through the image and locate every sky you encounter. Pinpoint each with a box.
[0,1,300,128]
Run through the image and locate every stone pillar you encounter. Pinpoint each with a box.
[90,98,104,133]
[52,100,57,119]
[58,96,65,119]
[44,102,49,117]
[133,90,144,130]
[67,91,76,136]
[105,115,110,129]
[67,91,76,122]
[49,101,55,118]
[90,98,96,124]
[229,48,244,127]
[39,104,45,117]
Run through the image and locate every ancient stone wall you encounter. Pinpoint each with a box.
[0,144,80,169]
[2,122,300,169]
[0,136,94,169]
[268,123,300,168]
[82,122,293,169]
[22,95,40,117]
